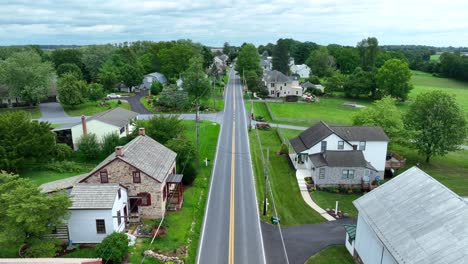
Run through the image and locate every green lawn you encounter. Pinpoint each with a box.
[63,100,131,116]
[20,163,96,186]
[0,106,42,119]
[129,120,220,264]
[141,95,224,113]
[311,191,360,218]
[305,245,354,264]
[245,101,273,122]
[249,128,325,225]
[63,247,98,258]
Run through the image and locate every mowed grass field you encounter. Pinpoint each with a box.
[305,246,354,264]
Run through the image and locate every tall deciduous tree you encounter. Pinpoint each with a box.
[377,59,413,101]
[121,64,143,88]
[272,39,290,74]
[183,56,211,100]
[133,115,185,144]
[81,44,116,81]
[292,41,319,65]
[357,37,379,71]
[324,72,347,95]
[404,91,467,162]
[343,67,376,98]
[235,43,262,78]
[0,172,71,248]
[158,44,196,78]
[58,73,88,108]
[0,111,56,172]
[305,47,336,77]
[57,63,83,79]
[0,51,54,106]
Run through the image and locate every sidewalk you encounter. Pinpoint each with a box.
[296,169,335,221]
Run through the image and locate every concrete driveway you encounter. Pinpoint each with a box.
[262,218,356,264]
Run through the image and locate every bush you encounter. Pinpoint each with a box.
[151,81,163,96]
[46,161,83,173]
[24,238,62,257]
[308,75,321,84]
[88,83,105,101]
[279,143,288,154]
[54,143,73,160]
[101,132,122,158]
[96,232,129,264]
[76,133,101,161]
[117,100,122,105]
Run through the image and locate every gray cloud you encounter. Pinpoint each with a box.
[0,0,467,46]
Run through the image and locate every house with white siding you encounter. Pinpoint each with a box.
[290,121,389,187]
[290,64,311,78]
[263,70,303,98]
[348,166,468,264]
[53,107,139,150]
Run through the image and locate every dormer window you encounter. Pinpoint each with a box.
[133,171,141,183]
[100,170,108,183]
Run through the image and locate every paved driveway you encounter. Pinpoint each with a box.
[127,89,152,114]
[37,102,83,124]
[262,218,356,264]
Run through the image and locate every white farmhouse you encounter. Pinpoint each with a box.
[263,70,303,98]
[290,121,389,187]
[347,166,468,264]
[68,184,128,243]
[53,107,139,150]
[290,64,311,78]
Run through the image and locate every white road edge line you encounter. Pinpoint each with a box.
[238,73,268,264]
[196,68,232,264]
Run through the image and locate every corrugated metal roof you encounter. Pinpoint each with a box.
[353,166,468,264]
[167,174,183,183]
[70,184,121,209]
[86,135,177,183]
[343,224,356,240]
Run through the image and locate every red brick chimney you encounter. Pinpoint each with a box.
[139,128,145,136]
[81,115,87,135]
[115,146,124,157]
[352,145,357,150]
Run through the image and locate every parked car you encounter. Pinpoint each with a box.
[106,93,121,100]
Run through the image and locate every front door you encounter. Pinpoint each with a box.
[129,198,139,213]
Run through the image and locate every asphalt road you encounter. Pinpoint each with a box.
[197,69,266,264]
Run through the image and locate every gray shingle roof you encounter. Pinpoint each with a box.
[309,151,376,170]
[290,121,334,153]
[88,107,139,128]
[300,81,314,88]
[86,135,177,183]
[331,126,389,142]
[353,167,468,264]
[70,184,122,209]
[39,174,87,193]
[264,70,290,83]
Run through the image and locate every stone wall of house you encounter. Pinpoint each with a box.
[82,159,175,218]
[312,166,376,188]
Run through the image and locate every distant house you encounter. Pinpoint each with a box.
[348,166,468,264]
[68,184,128,243]
[139,72,167,90]
[0,77,58,107]
[301,81,324,93]
[213,54,229,74]
[261,58,272,71]
[290,121,389,187]
[290,64,311,78]
[53,107,139,150]
[263,70,303,98]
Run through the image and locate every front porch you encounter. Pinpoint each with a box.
[290,153,309,170]
[166,174,183,211]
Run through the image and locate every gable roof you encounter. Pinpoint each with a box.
[39,174,87,193]
[309,151,376,170]
[264,70,290,83]
[84,135,177,183]
[290,121,389,153]
[331,126,389,142]
[353,167,468,264]
[88,107,139,128]
[300,81,314,88]
[290,121,334,153]
[146,72,167,84]
[70,184,122,209]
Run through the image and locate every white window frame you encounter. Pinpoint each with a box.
[338,141,344,150]
[359,141,366,150]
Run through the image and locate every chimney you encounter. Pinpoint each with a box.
[352,145,357,150]
[81,115,87,135]
[115,146,124,157]
[139,128,145,136]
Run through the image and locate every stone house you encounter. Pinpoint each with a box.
[290,121,389,187]
[263,70,303,98]
[79,128,183,219]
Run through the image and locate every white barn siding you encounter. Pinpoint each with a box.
[355,215,398,264]
[349,141,388,174]
[68,209,113,243]
[112,188,128,232]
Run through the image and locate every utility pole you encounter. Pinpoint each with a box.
[212,71,216,111]
[263,147,270,216]
[195,101,200,170]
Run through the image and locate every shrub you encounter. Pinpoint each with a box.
[150,81,163,96]
[101,132,122,158]
[46,161,83,173]
[308,75,321,84]
[117,100,122,105]
[96,232,129,264]
[76,133,101,162]
[54,143,73,160]
[279,143,288,154]
[88,83,106,101]
[24,238,62,257]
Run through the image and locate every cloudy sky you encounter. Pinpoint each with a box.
[1,0,467,47]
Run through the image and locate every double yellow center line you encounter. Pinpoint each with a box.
[228,77,236,264]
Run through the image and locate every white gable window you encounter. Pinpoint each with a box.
[338,141,344,150]
[321,141,327,152]
[359,141,366,150]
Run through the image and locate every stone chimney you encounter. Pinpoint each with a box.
[139,128,145,136]
[352,145,357,150]
[81,115,87,135]
[115,146,124,157]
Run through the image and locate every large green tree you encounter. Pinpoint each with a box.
[58,73,88,108]
[0,51,55,106]
[353,96,405,144]
[377,59,412,101]
[121,64,143,88]
[81,44,116,81]
[235,43,262,78]
[0,172,71,249]
[133,115,185,144]
[158,44,196,78]
[357,37,379,71]
[324,72,347,95]
[305,47,336,77]
[56,63,83,79]
[166,135,198,184]
[292,41,319,65]
[183,56,211,100]
[404,91,467,162]
[343,67,376,98]
[327,44,360,74]
[272,39,290,74]
[0,111,56,171]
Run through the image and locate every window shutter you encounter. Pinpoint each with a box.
[146,193,151,206]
